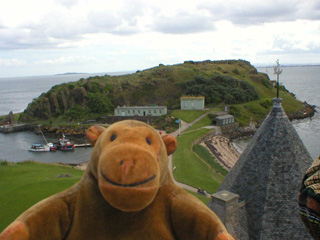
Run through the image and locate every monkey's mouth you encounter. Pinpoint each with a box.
[100,170,156,188]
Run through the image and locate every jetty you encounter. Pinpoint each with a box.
[0,123,35,133]
[74,143,91,148]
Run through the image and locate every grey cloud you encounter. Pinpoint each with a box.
[0,13,85,51]
[153,12,215,34]
[87,6,143,35]
[0,26,61,50]
[267,36,320,55]
[198,0,320,25]
[88,10,123,30]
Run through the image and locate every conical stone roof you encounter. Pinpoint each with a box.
[214,98,313,239]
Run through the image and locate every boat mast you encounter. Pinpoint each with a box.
[38,126,48,144]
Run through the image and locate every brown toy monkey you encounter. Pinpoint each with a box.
[0,120,233,240]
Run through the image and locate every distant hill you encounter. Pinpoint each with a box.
[19,59,306,125]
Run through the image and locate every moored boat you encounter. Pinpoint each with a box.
[28,127,57,152]
[29,143,57,152]
[57,134,75,151]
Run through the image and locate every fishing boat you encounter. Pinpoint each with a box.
[29,143,57,152]
[57,134,75,151]
[28,127,57,152]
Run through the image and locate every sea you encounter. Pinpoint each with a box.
[0,72,131,163]
[0,66,319,163]
[234,66,320,160]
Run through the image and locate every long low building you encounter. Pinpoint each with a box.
[215,114,235,126]
[114,106,167,117]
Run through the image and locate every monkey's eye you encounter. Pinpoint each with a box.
[110,134,117,141]
[146,137,152,145]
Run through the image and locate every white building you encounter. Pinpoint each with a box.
[180,96,205,110]
[114,106,167,117]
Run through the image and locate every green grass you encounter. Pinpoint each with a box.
[0,161,84,232]
[170,110,208,123]
[186,190,211,205]
[172,129,225,194]
[186,115,212,131]
[193,144,228,176]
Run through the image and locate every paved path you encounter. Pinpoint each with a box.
[168,113,218,196]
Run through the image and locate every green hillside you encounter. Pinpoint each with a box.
[19,59,305,125]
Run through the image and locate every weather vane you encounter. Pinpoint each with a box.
[273,59,282,99]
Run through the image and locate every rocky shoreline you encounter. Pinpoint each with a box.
[287,101,316,121]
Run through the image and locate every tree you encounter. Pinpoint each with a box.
[87,93,112,113]
[182,74,259,105]
[66,105,87,121]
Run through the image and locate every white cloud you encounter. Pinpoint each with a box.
[35,56,99,65]
[1,0,320,77]
[54,0,80,8]
[0,59,27,67]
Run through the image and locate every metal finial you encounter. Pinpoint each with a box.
[273,59,282,99]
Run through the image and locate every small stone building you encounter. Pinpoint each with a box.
[215,114,234,126]
[180,96,205,110]
[114,106,167,117]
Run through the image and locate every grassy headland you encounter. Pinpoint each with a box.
[18,59,309,127]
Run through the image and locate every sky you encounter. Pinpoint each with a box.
[1,0,320,78]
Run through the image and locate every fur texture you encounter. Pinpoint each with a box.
[0,120,233,240]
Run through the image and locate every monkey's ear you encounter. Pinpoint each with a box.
[161,135,178,155]
[86,125,105,146]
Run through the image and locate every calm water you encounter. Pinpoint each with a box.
[0,72,131,116]
[0,131,92,163]
[0,72,130,163]
[0,66,319,162]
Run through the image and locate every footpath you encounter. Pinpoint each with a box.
[168,113,215,197]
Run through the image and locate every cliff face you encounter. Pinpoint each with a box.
[21,86,88,120]
[0,111,16,125]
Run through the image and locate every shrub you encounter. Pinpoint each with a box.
[0,160,9,166]
[66,105,88,121]
[87,93,113,114]
[260,99,273,109]
[182,74,259,105]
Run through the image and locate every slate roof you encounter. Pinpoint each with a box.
[214,98,313,239]
[215,114,234,120]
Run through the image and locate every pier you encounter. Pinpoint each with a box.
[0,124,35,133]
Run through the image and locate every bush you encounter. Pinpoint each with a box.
[87,93,113,114]
[182,74,259,105]
[0,160,9,166]
[66,105,88,121]
[260,99,273,109]
[232,68,240,75]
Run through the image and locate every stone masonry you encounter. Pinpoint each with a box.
[209,98,313,239]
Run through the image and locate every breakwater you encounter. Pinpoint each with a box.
[0,124,35,134]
